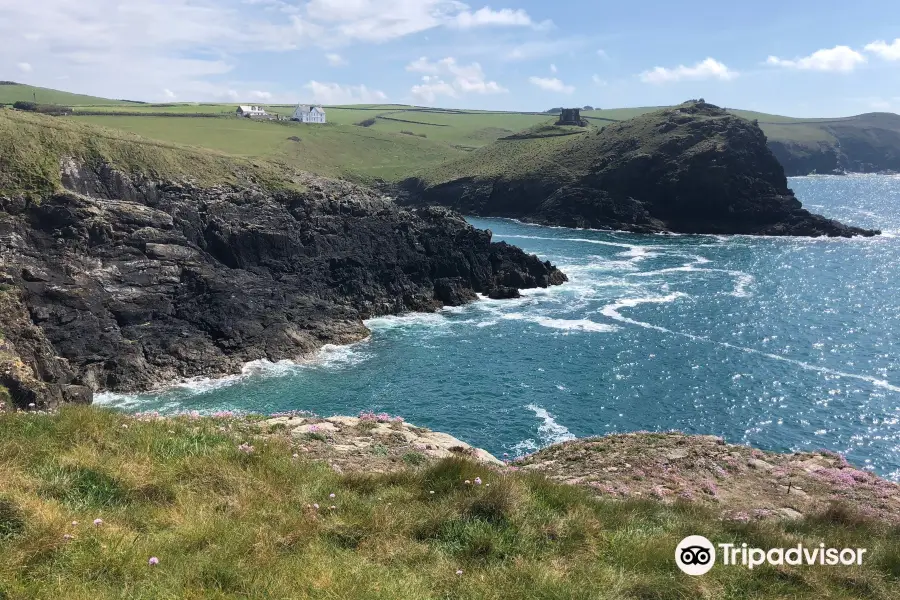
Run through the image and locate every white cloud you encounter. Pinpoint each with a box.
[303,81,387,104]
[304,0,543,43]
[452,7,546,29]
[596,49,609,59]
[550,63,557,73]
[865,39,900,61]
[766,45,866,72]
[592,74,607,86]
[17,62,32,73]
[249,90,273,100]
[407,56,507,103]
[640,57,737,84]
[0,0,540,102]
[325,53,348,66]
[163,88,176,99]
[528,76,574,94]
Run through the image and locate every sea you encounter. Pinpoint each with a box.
[96,175,900,481]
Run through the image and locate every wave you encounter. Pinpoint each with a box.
[628,265,754,297]
[95,341,374,407]
[528,404,576,445]
[501,313,619,333]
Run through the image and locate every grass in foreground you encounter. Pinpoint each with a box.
[0,407,898,599]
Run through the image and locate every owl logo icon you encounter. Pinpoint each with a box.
[676,535,716,575]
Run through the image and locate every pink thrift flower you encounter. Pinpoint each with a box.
[456,569,463,576]
[474,477,482,485]
[149,557,160,566]
[329,493,336,499]
[93,519,103,527]
[313,503,319,510]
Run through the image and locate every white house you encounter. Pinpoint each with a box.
[292,105,326,124]
[236,105,267,118]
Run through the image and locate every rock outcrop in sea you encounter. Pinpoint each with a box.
[403,101,879,237]
[0,162,566,408]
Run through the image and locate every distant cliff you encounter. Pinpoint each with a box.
[403,102,879,237]
[764,112,900,175]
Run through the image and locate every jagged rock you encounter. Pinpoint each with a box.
[0,163,567,404]
[402,101,879,237]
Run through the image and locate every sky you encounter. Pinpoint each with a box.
[2,0,899,116]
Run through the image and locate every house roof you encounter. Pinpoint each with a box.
[238,105,266,112]
[294,105,326,114]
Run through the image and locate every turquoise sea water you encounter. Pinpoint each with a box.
[97,175,900,481]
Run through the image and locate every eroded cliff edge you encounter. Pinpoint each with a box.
[403,101,880,237]
[0,163,565,408]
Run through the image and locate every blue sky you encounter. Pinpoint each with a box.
[2,0,899,116]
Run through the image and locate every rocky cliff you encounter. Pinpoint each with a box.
[404,101,879,237]
[0,163,565,408]
[766,112,900,176]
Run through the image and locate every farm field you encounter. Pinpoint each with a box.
[5,81,900,181]
[69,114,463,182]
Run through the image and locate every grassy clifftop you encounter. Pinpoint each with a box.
[0,109,291,196]
[0,83,140,107]
[0,407,898,599]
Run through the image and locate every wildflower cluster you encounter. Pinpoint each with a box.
[238,443,255,455]
[358,411,404,423]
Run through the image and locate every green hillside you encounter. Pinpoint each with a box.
[70,114,463,182]
[5,83,900,180]
[0,109,291,196]
[0,82,140,107]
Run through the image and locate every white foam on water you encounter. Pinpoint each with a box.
[95,341,374,407]
[501,312,619,333]
[600,294,900,393]
[364,312,451,330]
[628,265,755,298]
[527,404,576,445]
[500,233,662,252]
[313,344,374,370]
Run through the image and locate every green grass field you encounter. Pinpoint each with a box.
[0,83,141,107]
[5,83,900,183]
[0,406,897,599]
[69,115,462,182]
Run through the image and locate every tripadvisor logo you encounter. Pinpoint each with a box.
[675,535,868,575]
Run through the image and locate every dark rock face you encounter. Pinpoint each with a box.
[404,102,879,237]
[768,116,900,176]
[0,165,566,407]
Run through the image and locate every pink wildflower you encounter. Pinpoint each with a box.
[313,503,319,510]
[149,557,160,566]
[238,443,255,454]
[456,570,463,576]
[93,519,103,527]
[474,477,482,485]
[329,493,336,498]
